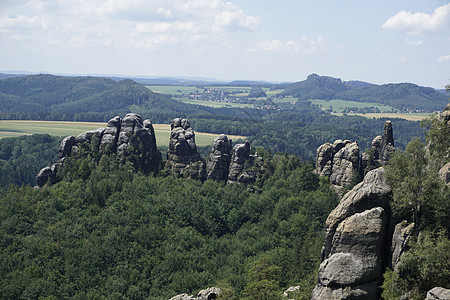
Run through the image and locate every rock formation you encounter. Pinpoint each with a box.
[391,221,415,272]
[311,167,392,299]
[329,141,360,187]
[315,140,359,188]
[226,140,264,185]
[436,103,450,125]
[439,162,450,185]
[206,134,232,181]
[426,287,450,300]
[316,121,395,187]
[36,113,160,188]
[169,287,221,300]
[362,121,395,173]
[167,118,206,180]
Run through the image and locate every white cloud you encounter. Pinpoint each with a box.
[438,54,450,63]
[405,38,423,46]
[382,3,450,35]
[250,36,326,54]
[0,0,260,50]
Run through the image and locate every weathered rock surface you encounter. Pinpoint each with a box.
[379,121,395,165]
[329,141,360,187]
[169,287,221,300]
[439,162,450,185]
[316,143,334,177]
[35,113,159,187]
[227,140,251,184]
[315,140,359,188]
[35,166,56,187]
[226,140,264,185]
[312,167,392,299]
[391,222,415,271]
[167,118,205,180]
[426,287,450,300]
[206,134,232,181]
[436,103,450,124]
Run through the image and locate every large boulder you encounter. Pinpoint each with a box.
[169,287,221,300]
[167,118,205,180]
[206,134,232,181]
[426,287,450,300]
[312,167,392,299]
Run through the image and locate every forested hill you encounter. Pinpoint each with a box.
[284,74,447,111]
[0,74,260,122]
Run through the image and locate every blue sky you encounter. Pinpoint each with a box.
[0,0,449,88]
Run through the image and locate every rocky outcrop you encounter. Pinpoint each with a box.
[226,140,264,185]
[362,121,395,173]
[438,162,450,185]
[206,134,232,181]
[316,143,334,177]
[329,141,360,188]
[316,121,395,187]
[167,118,205,180]
[312,167,392,299]
[426,287,450,300]
[315,139,360,189]
[436,103,450,125]
[391,222,415,272]
[35,113,160,188]
[169,287,221,300]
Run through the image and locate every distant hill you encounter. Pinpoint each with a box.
[0,74,263,122]
[284,74,447,111]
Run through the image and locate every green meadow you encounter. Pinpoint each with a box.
[310,99,396,112]
[0,121,246,146]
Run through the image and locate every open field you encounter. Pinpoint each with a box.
[146,86,201,95]
[0,121,246,146]
[310,99,396,112]
[332,112,432,121]
[175,98,254,108]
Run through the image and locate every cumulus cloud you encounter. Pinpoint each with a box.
[382,3,450,35]
[0,0,260,50]
[405,38,423,46]
[438,54,450,63]
[249,36,326,54]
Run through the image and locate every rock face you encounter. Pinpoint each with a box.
[329,141,360,187]
[311,167,392,299]
[438,162,450,185]
[226,140,264,185]
[35,113,160,188]
[167,118,206,180]
[426,287,450,300]
[391,222,415,272]
[206,134,232,181]
[316,121,395,187]
[169,287,221,300]
[315,140,359,188]
[436,103,450,125]
[227,141,251,184]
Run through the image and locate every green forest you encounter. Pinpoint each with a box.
[0,74,448,299]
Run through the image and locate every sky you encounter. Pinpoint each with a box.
[0,0,449,88]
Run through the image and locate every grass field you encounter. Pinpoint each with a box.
[146,86,201,95]
[0,121,246,146]
[310,99,396,112]
[332,112,432,121]
[175,98,254,108]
